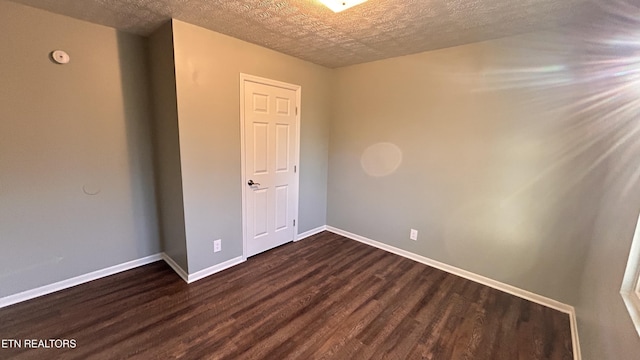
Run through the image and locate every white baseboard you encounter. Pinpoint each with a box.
[570,309,582,360]
[296,225,327,241]
[0,253,163,309]
[162,253,245,284]
[161,253,189,283]
[187,256,245,283]
[0,227,582,359]
[326,226,581,360]
[0,252,247,309]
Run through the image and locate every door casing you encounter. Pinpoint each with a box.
[240,73,301,260]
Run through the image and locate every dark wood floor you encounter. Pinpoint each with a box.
[0,231,573,359]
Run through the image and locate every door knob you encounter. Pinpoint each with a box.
[248,180,260,186]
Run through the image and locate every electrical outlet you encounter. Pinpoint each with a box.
[214,239,222,253]
[410,229,418,241]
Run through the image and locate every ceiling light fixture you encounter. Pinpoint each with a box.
[318,0,368,13]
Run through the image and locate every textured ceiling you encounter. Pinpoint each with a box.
[7,0,589,68]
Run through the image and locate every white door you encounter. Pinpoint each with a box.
[241,75,300,258]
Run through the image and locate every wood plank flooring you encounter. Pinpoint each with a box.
[0,231,573,359]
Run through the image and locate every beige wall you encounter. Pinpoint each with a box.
[0,1,159,297]
[171,20,332,272]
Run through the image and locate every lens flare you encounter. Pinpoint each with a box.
[480,0,640,199]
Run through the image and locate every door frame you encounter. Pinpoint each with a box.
[239,73,301,261]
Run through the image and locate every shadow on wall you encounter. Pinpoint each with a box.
[115,32,160,256]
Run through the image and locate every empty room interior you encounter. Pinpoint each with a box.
[2,0,640,358]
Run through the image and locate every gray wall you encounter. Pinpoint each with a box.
[171,20,332,273]
[4,3,640,357]
[571,3,640,356]
[576,162,640,359]
[327,33,602,305]
[0,1,159,297]
[148,21,188,271]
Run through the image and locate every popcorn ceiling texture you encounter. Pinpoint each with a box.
[8,0,588,68]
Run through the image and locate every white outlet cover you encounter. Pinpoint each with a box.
[410,229,418,240]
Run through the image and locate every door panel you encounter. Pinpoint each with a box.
[253,122,269,175]
[275,185,289,231]
[253,188,268,238]
[244,79,298,257]
[276,97,290,115]
[275,124,290,172]
[253,93,269,112]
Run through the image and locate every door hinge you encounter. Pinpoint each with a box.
[294,165,297,173]
[293,219,296,226]
[296,107,298,116]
